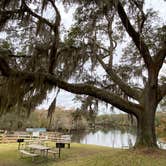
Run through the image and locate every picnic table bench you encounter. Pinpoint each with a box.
[48,149,59,159]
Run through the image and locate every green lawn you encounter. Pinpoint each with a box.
[0,143,166,166]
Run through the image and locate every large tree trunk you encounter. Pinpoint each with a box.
[135,69,158,148]
[135,110,157,148]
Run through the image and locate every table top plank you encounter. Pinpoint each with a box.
[28,144,51,150]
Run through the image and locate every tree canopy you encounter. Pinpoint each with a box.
[0,0,166,148]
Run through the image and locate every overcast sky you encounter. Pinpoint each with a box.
[38,0,166,113]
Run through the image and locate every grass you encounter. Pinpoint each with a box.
[0,143,166,166]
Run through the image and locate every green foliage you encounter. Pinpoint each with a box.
[0,110,47,131]
[0,0,165,150]
[96,114,136,126]
[156,112,166,137]
[0,0,165,113]
[0,107,88,131]
[160,97,166,110]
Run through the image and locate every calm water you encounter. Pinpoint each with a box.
[72,127,136,148]
[72,127,166,149]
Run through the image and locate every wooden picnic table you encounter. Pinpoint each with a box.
[28,144,51,158]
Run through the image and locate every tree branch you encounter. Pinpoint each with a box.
[8,54,31,58]
[22,0,62,73]
[0,9,21,15]
[48,0,61,73]
[0,56,11,76]
[115,0,153,69]
[154,41,166,72]
[0,56,141,116]
[95,54,141,101]
[48,0,61,28]
[22,0,54,29]
[132,0,147,34]
[104,6,116,68]
[13,71,142,116]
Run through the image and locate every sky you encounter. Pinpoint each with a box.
[38,0,166,113]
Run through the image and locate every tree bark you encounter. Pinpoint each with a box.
[135,110,157,148]
[135,68,158,148]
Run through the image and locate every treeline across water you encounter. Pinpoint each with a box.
[0,107,88,132]
[95,114,137,127]
[0,107,166,137]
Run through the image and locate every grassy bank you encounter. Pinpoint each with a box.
[0,143,166,166]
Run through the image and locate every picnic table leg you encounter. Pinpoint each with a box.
[45,150,48,158]
[40,149,48,160]
[18,142,20,150]
[58,148,61,158]
[54,152,56,160]
[40,150,44,157]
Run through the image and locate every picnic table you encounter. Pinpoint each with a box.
[28,144,51,157]
[19,144,59,161]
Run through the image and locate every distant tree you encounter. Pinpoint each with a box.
[0,0,165,148]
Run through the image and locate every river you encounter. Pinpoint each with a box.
[72,127,166,149]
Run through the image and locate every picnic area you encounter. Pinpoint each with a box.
[0,129,165,166]
[0,142,166,166]
[0,0,166,165]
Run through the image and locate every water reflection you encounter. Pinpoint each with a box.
[72,127,166,149]
[72,127,136,148]
[81,130,136,148]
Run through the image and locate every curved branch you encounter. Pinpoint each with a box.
[115,0,153,69]
[12,71,142,116]
[48,0,61,28]
[22,0,54,29]
[96,54,141,101]
[0,56,141,116]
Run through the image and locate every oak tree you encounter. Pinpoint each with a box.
[0,0,166,148]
